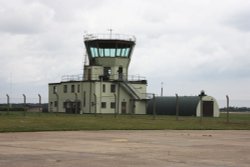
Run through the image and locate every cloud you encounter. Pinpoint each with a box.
[0,0,250,106]
[0,1,54,34]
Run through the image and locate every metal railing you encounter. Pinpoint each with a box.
[61,74,83,82]
[83,33,136,42]
[61,74,146,82]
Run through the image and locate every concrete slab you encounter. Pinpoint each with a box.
[0,130,249,167]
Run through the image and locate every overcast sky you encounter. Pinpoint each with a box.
[0,0,250,107]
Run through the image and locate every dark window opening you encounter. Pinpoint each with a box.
[101,102,106,108]
[111,84,116,93]
[104,67,111,80]
[77,84,80,93]
[71,85,75,93]
[54,101,58,107]
[53,86,57,94]
[103,84,106,93]
[63,85,67,93]
[83,91,86,107]
[110,102,116,109]
[118,67,123,80]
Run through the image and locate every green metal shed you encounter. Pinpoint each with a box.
[147,95,220,117]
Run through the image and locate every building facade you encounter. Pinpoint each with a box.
[48,33,148,114]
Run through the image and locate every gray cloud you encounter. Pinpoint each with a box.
[225,10,250,32]
[0,0,250,107]
[0,1,54,34]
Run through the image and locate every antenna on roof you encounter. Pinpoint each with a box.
[107,28,113,38]
[161,82,164,96]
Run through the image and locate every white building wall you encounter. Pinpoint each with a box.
[48,80,147,115]
[196,96,220,117]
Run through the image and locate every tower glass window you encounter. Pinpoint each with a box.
[99,48,104,57]
[116,48,121,56]
[87,42,132,58]
[110,49,116,57]
[90,47,98,57]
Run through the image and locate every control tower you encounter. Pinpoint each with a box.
[83,33,136,81]
[49,32,147,115]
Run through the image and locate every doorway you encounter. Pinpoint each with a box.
[118,67,123,80]
[121,102,127,114]
[203,101,213,117]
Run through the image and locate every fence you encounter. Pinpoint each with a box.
[0,94,47,112]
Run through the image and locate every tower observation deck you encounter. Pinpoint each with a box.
[83,33,137,81]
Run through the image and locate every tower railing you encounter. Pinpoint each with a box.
[84,33,136,42]
[61,74,146,82]
[61,74,83,82]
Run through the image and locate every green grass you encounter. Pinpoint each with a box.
[0,111,250,132]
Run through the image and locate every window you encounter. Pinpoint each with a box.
[99,48,104,57]
[83,91,86,107]
[110,102,116,109]
[53,86,57,94]
[111,84,116,92]
[54,101,58,107]
[104,67,111,77]
[77,84,80,93]
[63,102,67,108]
[104,49,110,57]
[71,84,75,93]
[101,102,106,108]
[116,48,121,56]
[110,49,116,57]
[103,84,106,93]
[63,85,67,93]
[90,47,98,57]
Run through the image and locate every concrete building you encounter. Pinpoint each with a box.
[48,33,148,114]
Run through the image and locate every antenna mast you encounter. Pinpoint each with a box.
[108,28,113,38]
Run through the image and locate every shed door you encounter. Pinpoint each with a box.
[203,101,213,117]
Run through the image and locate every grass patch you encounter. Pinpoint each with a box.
[0,112,250,132]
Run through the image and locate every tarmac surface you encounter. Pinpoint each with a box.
[0,130,249,167]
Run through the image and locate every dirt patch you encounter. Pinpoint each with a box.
[0,130,249,167]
